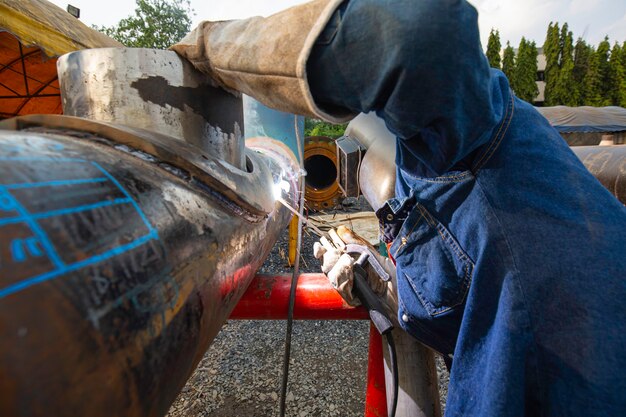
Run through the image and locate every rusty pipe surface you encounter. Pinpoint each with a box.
[0,115,299,417]
[303,136,342,210]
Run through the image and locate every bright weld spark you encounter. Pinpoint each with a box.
[272,179,291,200]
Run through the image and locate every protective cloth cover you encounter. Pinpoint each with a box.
[0,0,121,118]
[536,106,626,133]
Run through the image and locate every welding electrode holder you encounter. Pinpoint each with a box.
[351,252,398,417]
[352,253,394,336]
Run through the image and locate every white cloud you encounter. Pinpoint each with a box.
[193,0,309,23]
[471,0,563,46]
[605,12,626,44]
[569,0,602,15]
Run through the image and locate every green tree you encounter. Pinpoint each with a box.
[513,38,539,102]
[502,41,516,81]
[304,119,348,138]
[96,0,193,49]
[596,36,612,105]
[486,29,502,69]
[554,24,576,106]
[608,43,626,106]
[543,22,561,105]
[583,48,603,106]
[621,42,626,106]
[573,38,592,105]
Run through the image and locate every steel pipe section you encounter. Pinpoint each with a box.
[57,48,246,170]
[573,145,626,204]
[344,113,397,211]
[304,136,343,210]
[0,115,298,417]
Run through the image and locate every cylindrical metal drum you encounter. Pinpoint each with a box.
[57,48,246,170]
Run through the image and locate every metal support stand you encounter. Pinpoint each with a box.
[231,273,442,416]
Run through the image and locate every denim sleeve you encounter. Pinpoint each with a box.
[307,0,500,175]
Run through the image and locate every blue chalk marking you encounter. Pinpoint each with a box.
[0,142,64,152]
[10,239,26,262]
[0,231,158,299]
[10,237,43,262]
[31,197,132,220]
[0,216,25,227]
[91,162,158,238]
[0,157,86,162]
[0,157,161,299]
[0,195,14,211]
[2,145,24,152]
[0,198,132,226]
[26,237,43,257]
[5,177,109,190]
[0,186,64,269]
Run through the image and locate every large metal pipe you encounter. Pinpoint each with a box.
[0,112,298,416]
[574,145,626,203]
[344,113,397,211]
[304,136,343,210]
[57,48,246,170]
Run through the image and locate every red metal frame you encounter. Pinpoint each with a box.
[230,273,387,417]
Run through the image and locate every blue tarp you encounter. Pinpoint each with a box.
[536,106,626,133]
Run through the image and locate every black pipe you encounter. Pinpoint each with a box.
[0,117,298,417]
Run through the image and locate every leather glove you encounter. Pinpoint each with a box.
[313,226,398,316]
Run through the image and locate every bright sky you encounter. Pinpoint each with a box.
[49,0,626,48]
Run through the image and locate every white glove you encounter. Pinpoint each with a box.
[313,226,398,314]
[313,231,359,305]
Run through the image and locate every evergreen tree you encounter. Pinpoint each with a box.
[543,22,561,106]
[608,43,626,106]
[554,24,576,106]
[513,38,539,102]
[583,48,603,106]
[573,38,592,106]
[502,41,516,83]
[528,41,540,101]
[486,29,502,69]
[621,42,626,107]
[596,37,612,105]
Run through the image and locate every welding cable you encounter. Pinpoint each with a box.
[279,116,306,417]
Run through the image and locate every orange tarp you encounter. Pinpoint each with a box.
[0,0,121,118]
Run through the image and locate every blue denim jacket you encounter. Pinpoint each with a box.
[308,1,626,415]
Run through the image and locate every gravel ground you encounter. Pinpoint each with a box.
[167,198,449,416]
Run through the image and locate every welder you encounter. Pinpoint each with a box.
[172,0,626,415]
